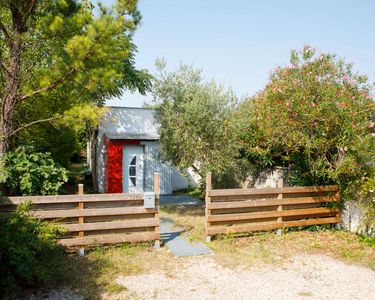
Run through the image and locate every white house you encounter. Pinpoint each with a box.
[88,107,197,194]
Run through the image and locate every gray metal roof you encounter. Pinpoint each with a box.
[99,107,160,140]
[105,133,159,140]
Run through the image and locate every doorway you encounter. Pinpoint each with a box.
[123,145,144,193]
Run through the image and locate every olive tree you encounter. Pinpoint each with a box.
[152,61,241,186]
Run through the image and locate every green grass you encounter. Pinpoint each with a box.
[209,230,375,270]
[160,204,206,242]
[106,282,128,295]
[359,235,375,248]
[160,199,375,271]
[61,242,174,299]
[173,187,204,200]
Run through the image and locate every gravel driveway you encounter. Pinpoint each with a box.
[116,254,375,300]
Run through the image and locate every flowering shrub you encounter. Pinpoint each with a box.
[237,46,374,205]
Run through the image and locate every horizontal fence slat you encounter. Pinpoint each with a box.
[62,218,158,232]
[0,174,162,247]
[207,216,339,235]
[0,193,145,205]
[208,185,338,197]
[207,195,338,210]
[205,177,340,239]
[58,232,159,247]
[33,207,156,219]
[208,207,339,222]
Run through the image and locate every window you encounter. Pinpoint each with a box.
[129,156,136,186]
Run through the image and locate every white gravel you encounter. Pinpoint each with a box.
[116,254,375,300]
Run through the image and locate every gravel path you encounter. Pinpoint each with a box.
[116,254,375,300]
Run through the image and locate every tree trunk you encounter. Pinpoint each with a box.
[0,36,22,156]
[0,118,13,155]
[89,127,99,192]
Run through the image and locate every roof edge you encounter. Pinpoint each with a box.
[106,106,155,111]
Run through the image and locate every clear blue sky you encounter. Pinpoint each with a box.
[102,0,375,107]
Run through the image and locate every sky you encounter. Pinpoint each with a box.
[102,0,375,107]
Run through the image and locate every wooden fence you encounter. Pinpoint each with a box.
[205,173,340,241]
[0,174,160,247]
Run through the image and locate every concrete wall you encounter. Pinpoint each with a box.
[172,167,200,191]
[341,200,375,237]
[244,168,285,188]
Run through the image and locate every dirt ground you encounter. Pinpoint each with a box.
[36,252,375,300]
[114,254,375,300]
[29,201,375,300]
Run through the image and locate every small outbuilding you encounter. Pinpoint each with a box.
[88,107,197,194]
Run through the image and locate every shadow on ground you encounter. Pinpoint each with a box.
[161,204,205,217]
[25,248,106,300]
[61,249,111,299]
[44,242,158,299]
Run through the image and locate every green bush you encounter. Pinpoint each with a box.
[0,202,66,298]
[0,146,68,196]
[236,46,374,198]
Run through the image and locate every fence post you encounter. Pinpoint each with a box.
[205,172,212,242]
[153,172,161,249]
[276,179,283,236]
[78,184,85,256]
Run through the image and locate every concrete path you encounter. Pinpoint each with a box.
[160,195,213,257]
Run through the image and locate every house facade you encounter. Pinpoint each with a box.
[88,107,196,194]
